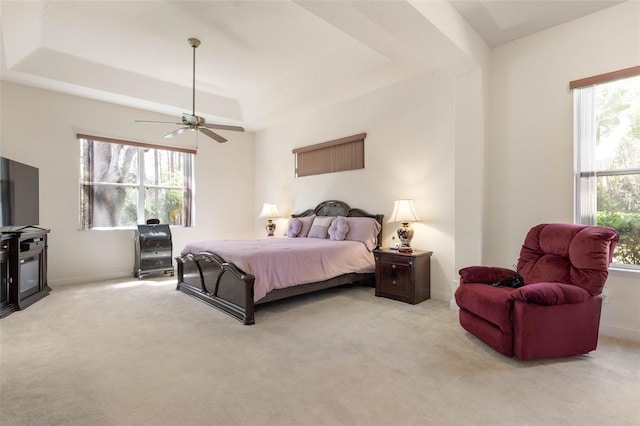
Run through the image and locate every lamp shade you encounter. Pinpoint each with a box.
[387,199,419,223]
[258,203,280,218]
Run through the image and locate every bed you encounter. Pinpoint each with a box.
[175,200,383,325]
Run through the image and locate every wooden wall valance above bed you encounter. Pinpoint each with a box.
[175,200,383,325]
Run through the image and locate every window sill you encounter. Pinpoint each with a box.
[82,225,185,231]
[609,265,640,276]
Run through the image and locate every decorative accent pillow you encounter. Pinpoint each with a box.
[286,218,303,238]
[328,216,349,241]
[297,215,316,237]
[307,216,335,239]
[344,217,382,251]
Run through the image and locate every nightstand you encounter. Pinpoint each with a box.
[373,249,433,304]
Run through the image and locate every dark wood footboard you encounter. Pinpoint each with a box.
[176,252,256,325]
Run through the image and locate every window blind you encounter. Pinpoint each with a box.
[292,133,366,177]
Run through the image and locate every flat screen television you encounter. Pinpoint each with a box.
[0,157,40,229]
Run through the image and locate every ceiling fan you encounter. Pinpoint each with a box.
[135,38,244,143]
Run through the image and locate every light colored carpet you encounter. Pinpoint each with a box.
[1,278,638,426]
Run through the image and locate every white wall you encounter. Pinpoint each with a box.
[452,67,489,307]
[488,1,640,342]
[0,82,255,285]
[255,71,457,302]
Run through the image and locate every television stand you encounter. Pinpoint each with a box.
[0,227,50,318]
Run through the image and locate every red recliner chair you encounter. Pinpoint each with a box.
[455,223,618,360]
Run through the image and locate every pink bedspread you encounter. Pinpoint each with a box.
[181,237,375,301]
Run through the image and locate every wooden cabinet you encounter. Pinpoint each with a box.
[373,249,432,304]
[134,224,174,279]
[0,235,13,317]
[0,227,50,318]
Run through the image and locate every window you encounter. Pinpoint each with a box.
[293,133,365,177]
[78,134,194,229]
[573,67,640,268]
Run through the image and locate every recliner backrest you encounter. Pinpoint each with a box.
[516,223,619,296]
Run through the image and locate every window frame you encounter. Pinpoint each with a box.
[78,134,195,230]
[572,66,640,270]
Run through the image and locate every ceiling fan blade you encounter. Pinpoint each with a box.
[135,120,183,125]
[199,127,227,143]
[164,127,190,138]
[202,123,245,132]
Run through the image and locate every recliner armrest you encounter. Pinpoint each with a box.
[511,282,591,305]
[459,266,516,284]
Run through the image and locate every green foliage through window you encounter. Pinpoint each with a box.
[597,212,640,265]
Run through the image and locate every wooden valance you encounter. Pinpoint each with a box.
[77,134,197,155]
[569,66,640,90]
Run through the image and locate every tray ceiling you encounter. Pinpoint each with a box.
[0,1,625,131]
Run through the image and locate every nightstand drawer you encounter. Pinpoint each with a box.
[140,258,172,269]
[378,261,412,299]
[140,250,172,259]
[377,253,413,266]
[140,240,171,250]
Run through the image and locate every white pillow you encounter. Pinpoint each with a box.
[344,217,381,250]
[307,216,335,239]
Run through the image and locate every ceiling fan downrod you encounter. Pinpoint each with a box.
[188,38,200,117]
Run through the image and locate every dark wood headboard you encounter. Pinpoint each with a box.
[291,200,384,248]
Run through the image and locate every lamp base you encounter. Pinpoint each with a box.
[265,220,276,237]
[397,222,414,253]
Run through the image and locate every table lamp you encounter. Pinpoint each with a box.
[259,203,280,236]
[387,199,419,253]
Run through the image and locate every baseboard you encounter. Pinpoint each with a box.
[449,279,459,310]
[600,321,640,344]
[48,271,135,287]
[431,289,450,303]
